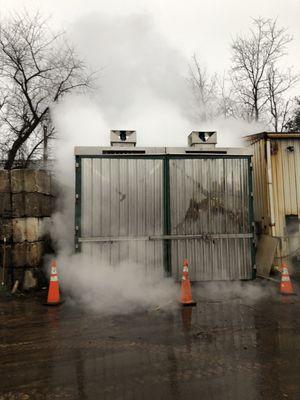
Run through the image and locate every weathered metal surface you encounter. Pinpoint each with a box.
[81,158,164,275]
[169,158,252,280]
[79,233,253,242]
[10,169,51,194]
[250,135,300,259]
[79,155,253,280]
[251,139,270,234]
[75,146,253,156]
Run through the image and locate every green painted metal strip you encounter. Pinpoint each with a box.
[163,156,172,277]
[75,155,82,253]
[248,159,256,279]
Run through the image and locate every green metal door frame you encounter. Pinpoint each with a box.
[75,155,82,253]
[163,156,171,276]
[248,160,256,279]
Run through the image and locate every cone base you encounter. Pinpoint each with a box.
[280,292,297,296]
[182,301,197,307]
[43,299,65,306]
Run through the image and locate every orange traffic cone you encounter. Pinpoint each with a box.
[280,263,295,296]
[181,259,196,307]
[45,260,64,306]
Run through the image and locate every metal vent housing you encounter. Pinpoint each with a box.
[188,131,217,149]
[110,130,136,147]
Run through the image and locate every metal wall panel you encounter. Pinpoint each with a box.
[169,158,252,280]
[251,140,270,233]
[81,158,164,276]
[272,139,300,236]
[251,137,300,259]
[78,155,253,280]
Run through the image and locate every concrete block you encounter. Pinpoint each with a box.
[0,193,12,218]
[11,169,51,194]
[0,218,12,241]
[12,217,49,242]
[12,193,52,217]
[0,170,10,192]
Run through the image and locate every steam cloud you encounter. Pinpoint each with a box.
[49,12,267,313]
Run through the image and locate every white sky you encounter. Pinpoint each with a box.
[0,0,299,72]
[0,0,299,149]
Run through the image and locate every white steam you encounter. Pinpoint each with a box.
[57,253,178,314]
[49,12,266,313]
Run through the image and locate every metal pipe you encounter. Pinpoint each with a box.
[266,139,276,236]
[79,233,254,243]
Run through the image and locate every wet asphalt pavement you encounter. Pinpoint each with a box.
[1,281,300,400]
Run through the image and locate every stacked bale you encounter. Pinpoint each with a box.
[0,170,53,289]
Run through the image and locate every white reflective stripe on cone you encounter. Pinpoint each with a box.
[282,268,289,275]
[183,267,188,272]
[50,276,58,282]
[51,267,57,274]
[282,276,290,282]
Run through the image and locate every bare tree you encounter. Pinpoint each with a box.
[188,54,218,122]
[0,11,94,169]
[266,64,298,131]
[285,98,300,132]
[231,18,292,123]
[216,72,246,119]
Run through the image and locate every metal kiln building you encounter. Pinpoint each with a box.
[74,130,254,281]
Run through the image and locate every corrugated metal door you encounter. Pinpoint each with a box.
[77,155,253,280]
[169,158,252,280]
[80,158,164,276]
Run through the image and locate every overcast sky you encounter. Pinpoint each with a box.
[0,0,299,149]
[1,0,299,71]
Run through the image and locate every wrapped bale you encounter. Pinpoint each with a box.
[0,170,10,192]
[23,269,38,290]
[0,218,12,241]
[12,242,27,267]
[12,193,52,217]
[0,193,11,218]
[0,241,12,267]
[0,266,24,289]
[1,169,52,290]
[26,241,44,267]
[12,217,50,242]
[11,169,51,194]
[12,241,44,267]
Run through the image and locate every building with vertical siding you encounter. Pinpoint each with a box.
[74,130,255,281]
[246,132,300,267]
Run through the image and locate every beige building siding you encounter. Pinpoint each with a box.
[248,133,300,261]
[251,139,270,234]
[271,139,300,237]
